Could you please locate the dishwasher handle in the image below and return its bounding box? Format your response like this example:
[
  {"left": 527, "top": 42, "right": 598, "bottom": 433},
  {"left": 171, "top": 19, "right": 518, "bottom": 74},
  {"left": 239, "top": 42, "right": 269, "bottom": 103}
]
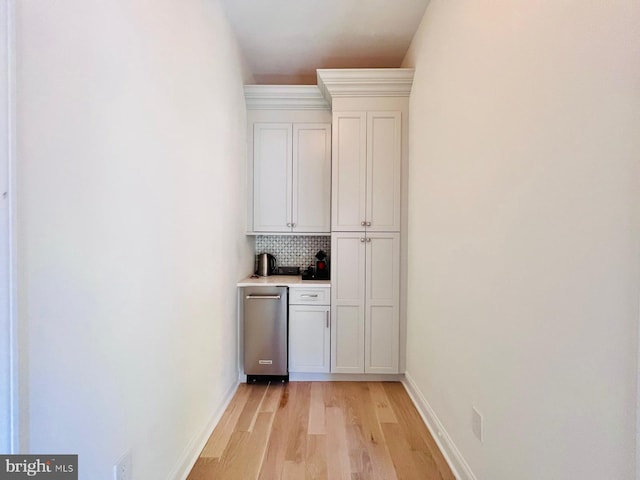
[{"left": 245, "top": 294, "right": 282, "bottom": 300}]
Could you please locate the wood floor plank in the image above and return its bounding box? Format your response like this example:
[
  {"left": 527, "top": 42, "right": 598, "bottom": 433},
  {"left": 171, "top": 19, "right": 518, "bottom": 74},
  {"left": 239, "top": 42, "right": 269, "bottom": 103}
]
[
  {"left": 211, "top": 429, "right": 251, "bottom": 479},
  {"left": 185, "top": 457, "right": 220, "bottom": 480},
  {"left": 200, "top": 384, "right": 251, "bottom": 458},
  {"left": 305, "top": 434, "right": 328, "bottom": 480},
  {"left": 381, "top": 422, "right": 424, "bottom": 480},
  {"left": 236, "top": 383, "right": 269, "bottom": 432},
  {"left": 412, "top": 449, "right": 445, "bottom": 480},
  {"left": 284, "top": 381, "right": 311, "bottom": 463},
  {"left": 344, "top": 382, "right": 397, "bottom": 480},
  {"left": 383, "top": 383, "right": 456, "bottom": 480},
  {"left": 326, "top": 405, "right": 352, "bottom": 480},
  {"left": 369, "top": 381, "right": 399, "bottom": 423},
  {"left": 261, "top": 381, "right": 285, "bottom": 413},
  {"left": 217, "top": 411, "right": 274, "bottom": 479},
  {"left": 307, "top": 381, "right": 326, "bottom": 435},
  {"left": 359, "top": 383, "right": 399, "bottom": 480},
  {"left": 322, "top": 380, "right": 341, "bottom": 408},
  {"left": 342, "top": 383, "right": 374, "bottom": 478},
  {"left": 282, "top": 460, "right": 306, "bottom": 480},
  {"left": 347, "top": 423, "right": 375, "bottom": 478},
  {"left": 383, "top": 382, "right": 428, "bottom": 448},
  {"left": 258, "top": 382, "right": 294, "bottom": 480},
  {"left": 341, "top": 381, "right": 364, "bottom": 426}
]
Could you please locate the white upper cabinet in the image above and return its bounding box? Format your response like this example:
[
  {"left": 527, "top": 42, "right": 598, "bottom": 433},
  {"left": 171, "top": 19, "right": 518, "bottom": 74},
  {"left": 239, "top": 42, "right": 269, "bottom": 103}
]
[
  {"left": 332, "top": 113, "right": 367, "bottom": 232},
  {"left": 332, "top": 111, "right": 401, "bottom": 232},
  {"left": 244, "top": 85, "right": 332, "bottom": 235},
  {"left": 253, "top": 123, "right": 292, "bottom": 233},
  {"left": 253, "top": 122, "right": 331, "bottom": 234},
  {"left": 292, "top": 124, "right": 332, "bottom": 233},
  {"left": 367, "top": 112, "right": 402, "bottom": 232}
]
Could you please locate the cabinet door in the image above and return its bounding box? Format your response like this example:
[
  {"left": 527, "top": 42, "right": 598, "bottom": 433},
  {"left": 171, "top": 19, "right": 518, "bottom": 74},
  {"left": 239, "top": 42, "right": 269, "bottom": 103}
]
[
  {"left": 253, "top": 123, "right": 292, "bottom": 232},
  {"left": 366, "top": 112, "right": 401, "bottom": 232},
  {"left": 331, "top": 232, "right": 366, "bottom": 373},
  {"left": 292, "top": 124, "right": 331, "bottom": 233},
  {"left": 331, "top": 112, "right": 366, "bottom": 232},
  {"left": 365, "top": 233, "right": 400, "bottom": 373},
  {"left": 289, "top": 305, "right": 330, "bottom": 373}
]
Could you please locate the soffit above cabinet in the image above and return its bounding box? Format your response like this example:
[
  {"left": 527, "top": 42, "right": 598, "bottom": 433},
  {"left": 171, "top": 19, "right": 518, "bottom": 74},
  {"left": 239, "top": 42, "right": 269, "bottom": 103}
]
[
  {"left": 316, "top": 68, "right": 415, "bottom": 106},
  {"left": 244, "top": 85, "right": 330, "bottom": 110}
]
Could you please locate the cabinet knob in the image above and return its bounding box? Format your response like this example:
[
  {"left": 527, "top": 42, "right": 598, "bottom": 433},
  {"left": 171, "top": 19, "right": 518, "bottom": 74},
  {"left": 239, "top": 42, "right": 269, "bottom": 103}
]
[
  {"left": 360, "top": 238, "right": 366, "bottom": 243},
  {"left": 366, "top": 237, "right": 371, "bottom": 243},
  {"left": 366, "top": 221, "right": 372, "bottom": 227},
  {"left": 361, "top": 221, "right": 366, "bottom": 226}
]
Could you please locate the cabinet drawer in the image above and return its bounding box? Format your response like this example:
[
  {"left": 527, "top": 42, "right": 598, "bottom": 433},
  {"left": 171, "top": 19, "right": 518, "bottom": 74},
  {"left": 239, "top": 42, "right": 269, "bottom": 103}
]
[{"left": 289, "top": 287, "right": 330, "bottom": 305}]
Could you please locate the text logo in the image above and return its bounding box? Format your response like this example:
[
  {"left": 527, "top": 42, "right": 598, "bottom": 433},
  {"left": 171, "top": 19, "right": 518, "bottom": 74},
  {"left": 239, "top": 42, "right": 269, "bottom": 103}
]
[{"left": 0, "top": 455, "right": 77, "bottom": 479}]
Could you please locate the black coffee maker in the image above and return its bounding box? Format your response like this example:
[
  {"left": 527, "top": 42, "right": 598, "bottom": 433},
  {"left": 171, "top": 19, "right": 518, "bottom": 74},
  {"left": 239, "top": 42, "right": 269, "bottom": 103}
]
[
  {"left": 314, "top": 250, "right": 329, "bottom": 279},
  {"left": 302, "top": 250, "right": 330, "bottom": 280}
]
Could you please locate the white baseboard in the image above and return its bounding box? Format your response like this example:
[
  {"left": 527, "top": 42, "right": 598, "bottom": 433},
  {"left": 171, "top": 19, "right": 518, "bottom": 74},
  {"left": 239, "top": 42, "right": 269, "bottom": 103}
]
[
  {"left": 169, "top": 380, "right": 240, "bottom": 480},
  {"left": 289, "top": 372, "right": 404, "bottom": 382},
  {"left": 238, "top": 372, "right": 404, "bottom": 382},
  {"left": 402, "top": 372, "right": 476, "bottom": 480}
]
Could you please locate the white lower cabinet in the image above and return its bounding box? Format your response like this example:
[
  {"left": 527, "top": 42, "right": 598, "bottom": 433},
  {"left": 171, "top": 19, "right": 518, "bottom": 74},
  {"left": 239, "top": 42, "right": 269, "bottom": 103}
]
[
  {"left": 331, "top": 232, "right": 400, "bottom": 374},
  {"left": 289, "top": 287, "right": 331, "bottom": 373}
]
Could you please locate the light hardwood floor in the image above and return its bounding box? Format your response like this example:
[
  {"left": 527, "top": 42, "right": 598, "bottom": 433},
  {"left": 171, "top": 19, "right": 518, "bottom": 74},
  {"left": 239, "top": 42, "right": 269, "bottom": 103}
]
[{"left": 187, "top": 381, "right": 455, "bottom": 480}]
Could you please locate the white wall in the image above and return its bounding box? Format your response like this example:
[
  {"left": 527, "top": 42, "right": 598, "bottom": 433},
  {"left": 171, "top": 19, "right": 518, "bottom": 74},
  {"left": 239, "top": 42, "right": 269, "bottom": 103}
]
[
  {"left": 0, "top": 0, "right": 13, "bottom": 455},
  {"left": 403, "top": 2, "right": 640, "bottom": 479},
  {"left": 15, "top": 0, "right": 254, "bottom": 478}
]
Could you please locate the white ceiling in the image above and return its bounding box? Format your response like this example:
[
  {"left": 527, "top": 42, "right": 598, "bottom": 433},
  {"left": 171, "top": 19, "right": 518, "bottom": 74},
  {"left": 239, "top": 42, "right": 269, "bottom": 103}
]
[{"left": 219, "top": 0, "right": 430, "bottom": 85}]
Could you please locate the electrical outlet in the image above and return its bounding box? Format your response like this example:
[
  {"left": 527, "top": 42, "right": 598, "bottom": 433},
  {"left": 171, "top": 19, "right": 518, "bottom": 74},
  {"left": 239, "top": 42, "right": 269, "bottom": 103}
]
[
  {"left": 472, "top": 407, "right": 483, "bottom": 442},
  {"left": 114, "top": 451, "right": 132, "bottom": 480}
]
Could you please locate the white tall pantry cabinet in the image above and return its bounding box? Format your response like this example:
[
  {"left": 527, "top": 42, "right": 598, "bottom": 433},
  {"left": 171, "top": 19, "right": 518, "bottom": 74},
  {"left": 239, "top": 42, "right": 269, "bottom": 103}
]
[{"left": 317, "top": 69, "right": 413, "bottom": 375}]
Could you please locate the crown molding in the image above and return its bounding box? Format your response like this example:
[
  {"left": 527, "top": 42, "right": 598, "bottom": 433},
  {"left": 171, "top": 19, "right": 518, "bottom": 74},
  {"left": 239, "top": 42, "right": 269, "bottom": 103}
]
[
  {"left": 316, "top": 68, "right": 415, "bottom": 105},
  {"left": 243, "top": 85, "right": 330, "bottom": 110}
]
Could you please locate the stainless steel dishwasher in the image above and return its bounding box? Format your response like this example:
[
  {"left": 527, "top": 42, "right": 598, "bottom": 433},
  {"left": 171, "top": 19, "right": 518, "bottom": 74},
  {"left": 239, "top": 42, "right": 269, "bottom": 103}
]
[{"left": 242, "top": 286, "right": 288, "bottom": 382}]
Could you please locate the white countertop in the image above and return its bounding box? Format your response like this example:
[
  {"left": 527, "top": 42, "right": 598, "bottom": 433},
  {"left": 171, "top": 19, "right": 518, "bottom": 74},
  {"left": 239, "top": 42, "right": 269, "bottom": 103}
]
[{"left": 237, "top": 275, "right": 331, "bottom": 287}]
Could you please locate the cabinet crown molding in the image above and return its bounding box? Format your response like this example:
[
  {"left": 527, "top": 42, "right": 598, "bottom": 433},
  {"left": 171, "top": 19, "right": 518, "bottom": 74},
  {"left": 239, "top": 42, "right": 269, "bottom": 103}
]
[
  {"left": 316, "top": 68, "right": 415, "bottom": 105},
  {"left": 244, "top": 85, "right": 330, "bottom": 110}
]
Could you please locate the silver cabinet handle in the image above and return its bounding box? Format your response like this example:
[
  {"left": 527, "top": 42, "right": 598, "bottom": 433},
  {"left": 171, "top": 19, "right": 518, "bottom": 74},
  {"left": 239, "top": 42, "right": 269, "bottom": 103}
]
[
  {"left": 326, "top": 311, "right": 329, "bottom": 328},
  {"left": 245, "top": 295, "right": 281, "bottom": 300},
  {"left": 367, "top": 238, "right": 371, "bottom": 243},
  {"left": 286, "top": 222, "right": 291, "bottom": 227},
  {"left": 366, "top": 221, "right": 371, "bottom": 226},
  {"left": 292, "top": 222, "right": 296, "bottom": 227},
  {"left": 360, "top": 238, "right": 365, "bottom": 242},
  {"left": 361, "top": 221, "right": 366, "bottom": 226},
  {"left": 300, "top": 294, "right": 318, "bottom": 298}
]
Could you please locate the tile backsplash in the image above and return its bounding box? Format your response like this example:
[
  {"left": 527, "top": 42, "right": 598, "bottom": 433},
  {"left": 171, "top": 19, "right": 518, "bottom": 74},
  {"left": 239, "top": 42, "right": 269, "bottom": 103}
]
[{"left": 255, "top": 235, "right": 331, "bottom": 270}]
